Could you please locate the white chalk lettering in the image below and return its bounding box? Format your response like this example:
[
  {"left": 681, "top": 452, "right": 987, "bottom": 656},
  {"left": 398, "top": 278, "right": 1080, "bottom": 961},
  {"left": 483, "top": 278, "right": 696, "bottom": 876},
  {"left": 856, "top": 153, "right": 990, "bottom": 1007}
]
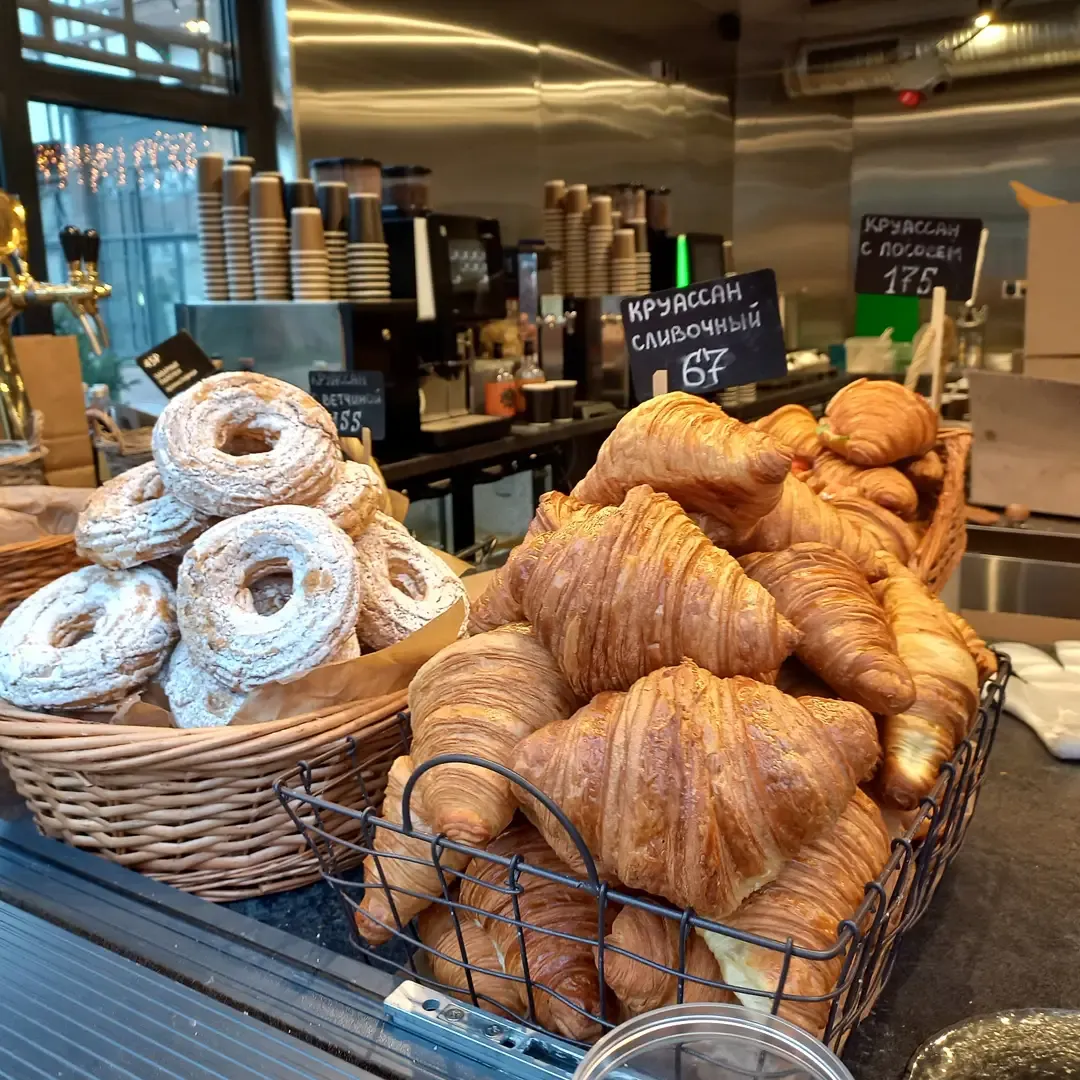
[
  {"left": 672, "top": 292, "right": 688, "bottom": 315},
  {"left": 626, "top": 300, "right": 643, "bottom": 323}
]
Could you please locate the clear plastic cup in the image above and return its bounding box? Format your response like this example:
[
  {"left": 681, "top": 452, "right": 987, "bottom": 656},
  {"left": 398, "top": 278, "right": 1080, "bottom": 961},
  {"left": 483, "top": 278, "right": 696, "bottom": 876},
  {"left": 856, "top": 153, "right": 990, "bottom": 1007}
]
[{"left": 573, "top": 1004, "right": 853, "bottom": 1080}]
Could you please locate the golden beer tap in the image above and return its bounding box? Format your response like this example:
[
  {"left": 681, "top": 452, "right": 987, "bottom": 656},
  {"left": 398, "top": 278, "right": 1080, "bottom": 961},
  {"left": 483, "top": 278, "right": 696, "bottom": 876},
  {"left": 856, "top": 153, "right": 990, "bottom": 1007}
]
[{"left": 0, "top": 190, "right": 112, "bottom": 443}]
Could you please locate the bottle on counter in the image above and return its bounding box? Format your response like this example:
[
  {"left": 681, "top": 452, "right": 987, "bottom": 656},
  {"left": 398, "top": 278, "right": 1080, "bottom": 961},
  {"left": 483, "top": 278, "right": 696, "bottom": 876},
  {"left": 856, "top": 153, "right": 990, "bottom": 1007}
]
[
  {"left": 516, "top": 339, "right": 544, "bottom": 413},
  {"left": 485, "top": 351, "right": 519, "bottom": 418}
]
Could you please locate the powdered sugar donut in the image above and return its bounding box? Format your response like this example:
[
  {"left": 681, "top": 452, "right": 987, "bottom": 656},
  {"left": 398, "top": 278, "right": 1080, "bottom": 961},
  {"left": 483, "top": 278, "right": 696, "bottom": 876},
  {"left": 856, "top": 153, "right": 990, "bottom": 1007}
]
[
  {"left": 310, "top": 461, "right": 385, "bottom": 538},
  {"left": 354, "top": 512, "right": 469, "bottom": 650},
  {"left": 152, "top": 371, "right": 340, "bottom": 516},
  {"left": 75, "top": 461, "right": 215, "bottom": 570},
  {"left": 0, "top": 565, "right": 177, "bottom": 709},
  {"left": 177, "top": 505, "right": 360, "bottom": 691}
]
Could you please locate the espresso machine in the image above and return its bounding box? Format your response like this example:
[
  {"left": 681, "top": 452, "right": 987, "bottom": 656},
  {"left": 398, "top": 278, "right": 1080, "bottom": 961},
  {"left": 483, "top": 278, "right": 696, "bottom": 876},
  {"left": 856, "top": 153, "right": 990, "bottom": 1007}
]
[{"left": 384, "top": 211, "right": 512, "bottom": 449}]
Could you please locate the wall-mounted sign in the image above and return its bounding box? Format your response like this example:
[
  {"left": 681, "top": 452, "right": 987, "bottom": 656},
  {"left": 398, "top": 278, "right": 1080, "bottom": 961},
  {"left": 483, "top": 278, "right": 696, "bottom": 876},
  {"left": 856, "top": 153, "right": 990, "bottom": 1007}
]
[{"left": 308, "top": 369, "right": 386, "bottom": 440}]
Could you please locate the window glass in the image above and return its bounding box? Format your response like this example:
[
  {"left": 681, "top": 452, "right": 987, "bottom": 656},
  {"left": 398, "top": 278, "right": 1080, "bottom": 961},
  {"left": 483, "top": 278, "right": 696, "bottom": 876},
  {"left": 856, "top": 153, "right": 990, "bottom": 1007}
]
[
  {"left": 18, "top": 0, "right": 234, "bottom": 93},
  {"left": 28, "top": 102, "right": 237, "bottom": 408}
]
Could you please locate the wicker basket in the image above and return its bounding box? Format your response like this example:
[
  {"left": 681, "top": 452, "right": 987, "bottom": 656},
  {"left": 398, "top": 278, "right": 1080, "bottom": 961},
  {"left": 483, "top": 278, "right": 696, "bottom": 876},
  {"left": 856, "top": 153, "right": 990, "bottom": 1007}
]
[
  {"left": 88, "top": 408, "right": 154, "bottom": 477},
  {"left": 0, "top": 533, "right": 89, "bottom": 625},
  {"left": 0, "top": 689, "right": 409, "bottom": 901},
  {"left": 0, "top": 409, "right": 48, "bottom": 486},
  {"left": 910, "top": 427, "right": 971, "bottom": 595}
]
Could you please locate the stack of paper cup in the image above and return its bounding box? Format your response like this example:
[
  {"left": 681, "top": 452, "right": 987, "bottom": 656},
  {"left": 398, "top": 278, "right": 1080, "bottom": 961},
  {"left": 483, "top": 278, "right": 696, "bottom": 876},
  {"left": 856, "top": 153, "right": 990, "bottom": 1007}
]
[
  {"left": 196, "top": 154, "right": 228, "bottom": 300},
  {"left": 290, "top": 207, "right": 330, "bottom": 301},
  {"left": 222, "top": 163, "right": 254, "bottom": 301},
  {"left": 250, "top": 173, "right": 289, "bottom": 300},
  {"left": 564, "top": 184, "right": 588, "bottom": 297},
  {"left": 543, "top": 180, "right": 566, "bottom": 296},
  {"left": 587, "top": 195, "right": 613, "bottom": 297},
  {"left": 347, "top": 193, "right": 390, "bottom": 302},
  {"left": 635, "top": 251, "right": 652, "bottom": 295},
  {"left": 610, "top": 228, "right": 637, "bottom": 296},
  {"left": 318, "top": 181, "right": 350, "bottom": 301}
]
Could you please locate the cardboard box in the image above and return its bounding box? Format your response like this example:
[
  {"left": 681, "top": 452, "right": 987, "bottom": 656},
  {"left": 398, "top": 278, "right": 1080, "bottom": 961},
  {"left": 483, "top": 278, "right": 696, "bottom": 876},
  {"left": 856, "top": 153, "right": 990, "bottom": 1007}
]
[
  {"left": 1024, "top": 356, "right": 1080, "bottom": 384},
  {"left": 11, "top": 334, "right": 94, "bottom": 480},
  {"left": 969, "top": 369, "right": 1080, "bottom": 516},
  {"left": 1025, "top": 203, "right": 1080, "bottom": 359}
]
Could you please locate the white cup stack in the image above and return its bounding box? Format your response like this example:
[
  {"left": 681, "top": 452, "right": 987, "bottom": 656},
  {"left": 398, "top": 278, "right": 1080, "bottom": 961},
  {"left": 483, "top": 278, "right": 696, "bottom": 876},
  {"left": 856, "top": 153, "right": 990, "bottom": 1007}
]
[
  {"left": 347, "top": 193, "right": 390, "bottom": 303},
  {"left": 250, "top": 173, "right": 289, "bottom": 301},
  {"left": 222, "top": 163, "right": 254, "bottom": 301},
  {"left": 196, "top": 154, "right": 228, "bottom": 301},
  {"left": 290, "top": 207, "right": 330, "bottom": 301}
]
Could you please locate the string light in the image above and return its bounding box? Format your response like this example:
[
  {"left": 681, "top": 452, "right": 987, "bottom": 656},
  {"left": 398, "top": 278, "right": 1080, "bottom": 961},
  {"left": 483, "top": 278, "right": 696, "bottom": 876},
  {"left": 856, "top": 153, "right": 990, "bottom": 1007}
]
[{"left": 34, "top": 127, "right": 208, "bottom": 193}]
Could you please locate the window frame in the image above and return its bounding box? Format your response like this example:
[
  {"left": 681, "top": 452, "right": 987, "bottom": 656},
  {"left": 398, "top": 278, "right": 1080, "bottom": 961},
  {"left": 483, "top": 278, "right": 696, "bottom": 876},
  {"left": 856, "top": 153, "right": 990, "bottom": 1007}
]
[{"left": 0, "top": 0, "right": 276, "bottom": 328}]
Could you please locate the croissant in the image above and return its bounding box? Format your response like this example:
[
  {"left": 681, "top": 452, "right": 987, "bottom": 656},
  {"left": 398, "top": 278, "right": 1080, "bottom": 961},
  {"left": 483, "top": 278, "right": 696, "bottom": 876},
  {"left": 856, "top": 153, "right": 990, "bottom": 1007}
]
[
  {"left": 409, "top": 625, "right": 578, "bottom": 845},
  {"left": 753, "top": 404, "right": 821, "bottom": 463},
  {"left": 818, "top": 378, "right": 938, "bottom": 466},
  {"left": 873, "top": 559, "right": 979, "bottom": 809},
  {"left": 709, "top": 475, "right": 886, "bottom": 579},
  {"left": 354, "top": 755, "right": 469, "bottom": 944},
  {"left": 571, "top": 392, "right": 792, "bottom": 539},
  {"left": 775, "top": 658, "right": 836, "bottom": 700},
  {"left": 505, "top": 485, "right": 800, "bottom": 698},
  {"left": 510, "top": 661, "right": 880, "bottom": 919},
  {"left": 819, "top": 491, "right": 919, "bottom": 563},
  {"left": 807, "top": 450, "right": 918, "bottom": 520},
  {"left": 904, "top": 449, "right": 945, "bottom": 495},
  {"left": 947, "top": 611, "right": 998, "bottom": 684},
  {"left": 702, "top": 790, "right": 891, "bottom": 1037},
  {"left": 602, "top": 907, "right": 734, "bottom": 1017},
  {"left": 459, "top": 824, "right": 615, "bottom": 1042},
  {"left": 417, "top": 906, "right": 524, "bottom": 1018},
  {"left": 739, "top": 544, "right": 915, "bottom": 714},
  {"left": 469, "top": 493, "right": 597, "bottom": 633}
]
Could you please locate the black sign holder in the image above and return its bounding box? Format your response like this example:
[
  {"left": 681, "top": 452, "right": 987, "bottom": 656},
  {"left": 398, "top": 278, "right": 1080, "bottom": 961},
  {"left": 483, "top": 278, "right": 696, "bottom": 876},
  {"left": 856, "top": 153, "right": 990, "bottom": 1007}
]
[
  {"left": 135, "top": 330, "right": 217, "bottom": 398},
  {"left": 308, "top": 369, "right": 387, "bottom": 441}
]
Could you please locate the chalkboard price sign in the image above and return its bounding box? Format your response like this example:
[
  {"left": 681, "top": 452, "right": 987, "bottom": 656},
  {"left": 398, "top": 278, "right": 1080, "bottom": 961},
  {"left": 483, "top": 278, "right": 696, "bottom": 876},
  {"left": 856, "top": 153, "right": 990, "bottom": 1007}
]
[
  {"left": 308, "top": 370, "right": 386, "bottom": 441},
  {"left": 135, "top": 330, "right": 217, "bottom": 398},
  {"left": 621, "top": 269, "right": 787, "bottom": 401},
  {"left": 855, "top": 214, "right": 983, "bottom": 302}
]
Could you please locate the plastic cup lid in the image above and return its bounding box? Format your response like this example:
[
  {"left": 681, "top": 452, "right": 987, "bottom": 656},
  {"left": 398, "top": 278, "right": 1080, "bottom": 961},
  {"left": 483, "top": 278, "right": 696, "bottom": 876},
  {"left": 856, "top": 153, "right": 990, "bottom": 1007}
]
[{"left": 572, "top": 1005, "right": 853, "bottom": 1080}]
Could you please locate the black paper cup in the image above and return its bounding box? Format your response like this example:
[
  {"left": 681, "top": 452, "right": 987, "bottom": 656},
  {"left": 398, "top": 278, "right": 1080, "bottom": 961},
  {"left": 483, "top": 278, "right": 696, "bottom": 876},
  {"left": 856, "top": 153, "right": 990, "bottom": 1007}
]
[
  {"left": 317, "top": 182, "right": 349, "bottom": 233},
  {"left": 550, "top": 379, "right": 577, "bottom": 421},
  {"left": 285, "top": 179, "right": 318, "bottom": 214},
  {"left": 349, "top": 193, "right": 385, "bottom": 244},
  {"left": 521, "top": 383, "right": 555, "bottom": 425}
]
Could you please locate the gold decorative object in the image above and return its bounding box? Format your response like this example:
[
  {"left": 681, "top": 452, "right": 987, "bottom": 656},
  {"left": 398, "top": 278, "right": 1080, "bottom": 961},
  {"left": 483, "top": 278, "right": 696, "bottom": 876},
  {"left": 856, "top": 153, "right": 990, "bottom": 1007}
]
[{"left": 0, "top": 189, "right": 112, "bottom": 443}]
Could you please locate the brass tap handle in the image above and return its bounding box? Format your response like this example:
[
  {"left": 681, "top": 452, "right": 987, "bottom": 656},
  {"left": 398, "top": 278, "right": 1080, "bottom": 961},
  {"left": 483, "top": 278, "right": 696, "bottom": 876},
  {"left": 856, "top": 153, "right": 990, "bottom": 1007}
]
[
  {"left": 59, "top": 225, "right": 84, "bottom": 280},
  {"left": 83, "top": 229, "right": 101, "bottom": 280}
]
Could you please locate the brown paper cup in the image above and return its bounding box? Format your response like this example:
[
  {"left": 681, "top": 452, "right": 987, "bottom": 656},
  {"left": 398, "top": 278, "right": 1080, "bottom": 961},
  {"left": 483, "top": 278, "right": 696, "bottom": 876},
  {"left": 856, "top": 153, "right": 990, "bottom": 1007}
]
[
  {"left": 251, "top": 174, "right": 286, "bottom": 221},
  {"left": 222, "top": 164, "right": 252, "bottom": 208},
  {"left": 291, "top": 207, "right": 326, "bottom": 252},
  {"left": 197, "top": 153, "right": 225, "bottom": 195}
]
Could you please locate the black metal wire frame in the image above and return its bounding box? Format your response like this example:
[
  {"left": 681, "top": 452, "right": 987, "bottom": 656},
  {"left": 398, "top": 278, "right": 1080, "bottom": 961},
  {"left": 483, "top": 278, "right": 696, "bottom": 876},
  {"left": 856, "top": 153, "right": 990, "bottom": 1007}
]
[{"left": 276, "top": 656, "right": 1010, "bottom": 1052}]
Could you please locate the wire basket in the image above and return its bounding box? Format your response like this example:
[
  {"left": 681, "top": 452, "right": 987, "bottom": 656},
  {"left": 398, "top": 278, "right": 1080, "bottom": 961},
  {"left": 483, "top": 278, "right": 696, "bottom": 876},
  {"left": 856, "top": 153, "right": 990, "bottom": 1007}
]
[{"left": 277, "top": 657, "right": 1009, "bottom": 1054}]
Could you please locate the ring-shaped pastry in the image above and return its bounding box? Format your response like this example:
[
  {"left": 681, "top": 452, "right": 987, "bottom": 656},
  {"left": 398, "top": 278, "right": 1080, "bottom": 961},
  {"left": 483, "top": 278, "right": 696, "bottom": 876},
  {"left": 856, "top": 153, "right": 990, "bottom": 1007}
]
[
  {"left": 310, "top": 461, "right": 385, "bottom": 538},
  {"left": 75, "top": 461, "right": 215, "bottom": 569},
  {"left": 0, "top": 565, "right": 177, "bottom": 710},
  {"left": 354, "top": 512, "right": 469, "bottom": 650},
  {"left": 152, "top": 371, "right": 340, "bottom": 516},
  {"left": 176, "top": 505, "right": 360, "bottom": 691}
]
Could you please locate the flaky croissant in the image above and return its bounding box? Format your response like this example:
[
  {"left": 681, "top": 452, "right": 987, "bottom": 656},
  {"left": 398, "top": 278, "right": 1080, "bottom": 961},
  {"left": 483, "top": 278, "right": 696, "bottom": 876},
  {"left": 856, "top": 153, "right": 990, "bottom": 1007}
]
[
  {"left": 904, "top": 449, "right": 945, "bottom": 495},
  {"left": 707, "top": 475, "right": 886, "bottom": 579},
  {"left": 505, "top": 485, "right": 800, "bottom": 698},
  {"left": 417, "top": 906, "right": 525, "bottom": 1018},
  {"left": 739, "top": 544, "right": 915, "bottom": 714},
  {"left": 873, "top": 558, "right": 979, "bottom": 809},
  {"left": 819, "top": 491, "right": 919, "bottom": 563},
  {"left": 468, "top": 493, "right": 597, "bottom": 634},
  {"left": 511, "top": 661, "right": 880, "bottom": 919},
  {"left": 459, "top": 824, "right": 615, "bottom": 1042},
  {"left": 409, "top": 625, "right": 578, "bottom": 845},
  {"left": 753, "top": 404, "right": 821, "bottom": 463},
  {"left": 354, "top": 755, "right": 469, "bottom": 944},
  {"left": 602, "top": 907, "right": 734, "bottom": 1017},
  {"left": 806, "top": 450, "right": 918, "bottom": 520},
  {"left": 571, "top": 392, "right": 792, "bottom": 539},
  {"left": 702, "top": 790, "right": 891, "bottom": 1037},
  {"left": 947, "top": 611, "right": 998, "bottom": 684},
  {"left": 818, "top": 378, "right": 938, "bottom": 466}
]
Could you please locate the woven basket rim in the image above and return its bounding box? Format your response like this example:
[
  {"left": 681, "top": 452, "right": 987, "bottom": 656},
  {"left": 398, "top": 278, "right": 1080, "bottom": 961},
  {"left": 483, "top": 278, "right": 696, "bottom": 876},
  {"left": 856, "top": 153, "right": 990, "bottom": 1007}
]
[{"left": 0, "top": 531, "right": 76, "bottom": 557}]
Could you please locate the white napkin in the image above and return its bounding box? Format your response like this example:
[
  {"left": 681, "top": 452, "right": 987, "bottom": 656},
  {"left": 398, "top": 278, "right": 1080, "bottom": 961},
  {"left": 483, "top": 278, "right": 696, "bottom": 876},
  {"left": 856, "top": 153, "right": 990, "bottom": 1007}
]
[{"left": 997, "top": 641, "right": 1080, "bottom": 759}]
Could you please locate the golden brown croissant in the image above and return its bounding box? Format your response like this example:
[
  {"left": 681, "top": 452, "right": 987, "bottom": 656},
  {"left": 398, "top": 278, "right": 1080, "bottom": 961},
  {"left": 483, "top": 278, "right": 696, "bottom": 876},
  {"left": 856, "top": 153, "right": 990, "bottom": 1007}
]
[
  {"left": 709, "top": 475, "right": 887, "bottom": 579},
  {"left": 468, "top": 493, "right": 598, "bottom": 634},
  {"left": 819, "top": 491, "right": 919, "bottom": 563},
  {"left": 807, "top": 450, "right": 918, "bottom": 520},
  {"left": 873, "top": 559, "right": 979, "bottom": 809},
  {"left": 753, "top": 404, "right": 821, "bottom": 463},
  {"left": 355, "top": 755, "right": 470, "bottom": 944},
  {"left": 409, "top": 625, "right": 578, "bottom": 845},
  {"left": 702, "top": 789, "right": 891, "bottom": 1037},
  {"left": 417, "top": 906, "right": 525, "bottom": 1018},
  {"left": 739, "top": 544, "right": 915, "bottom": 714},
  {"left": 510, "top": 661, "right": 880, "bottom": 919},
  {"left": 459, "top": 824, "right": 615, "bottom": 1042},
  {"left": 818, "top": 378, "right": 938, "bottom": 466},
  {"left": 601, "top": 907, "right": 734, "bottom": 1017},
  {"left": 504, "top": 485, "right": 800, "bottom": 698},
  {"left": 947, "top": 611, "right": 997, "bottom": 684},
  {"left": 571, "top": 392, "right": 792, "bottom": 539},
  {"left": 904, "top": 449, "right": 945, "bottom": 495}
]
